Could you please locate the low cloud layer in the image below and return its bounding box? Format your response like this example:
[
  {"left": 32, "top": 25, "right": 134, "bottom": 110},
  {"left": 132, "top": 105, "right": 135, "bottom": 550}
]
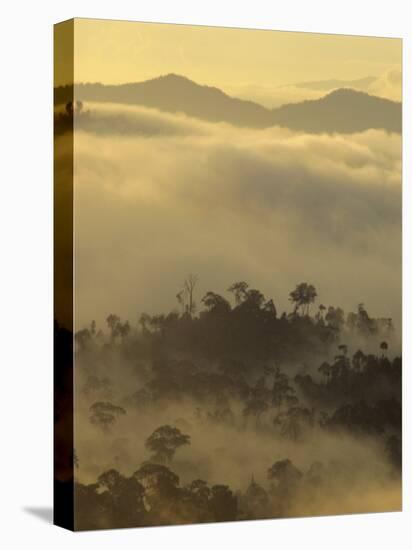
[{"left": 67, "top": 103, "right": 401, "bottom": 331}]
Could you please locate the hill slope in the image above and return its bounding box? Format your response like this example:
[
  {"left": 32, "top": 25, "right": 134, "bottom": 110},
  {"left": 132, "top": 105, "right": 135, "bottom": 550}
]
[{"left": 271, "top": 88, "right": 401, "bottom": 133}]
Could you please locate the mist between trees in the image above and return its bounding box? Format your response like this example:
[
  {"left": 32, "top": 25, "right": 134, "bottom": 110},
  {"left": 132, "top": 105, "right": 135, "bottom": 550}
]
[{"left": 60, "top": 278, "right": 402, "bottom": 529}]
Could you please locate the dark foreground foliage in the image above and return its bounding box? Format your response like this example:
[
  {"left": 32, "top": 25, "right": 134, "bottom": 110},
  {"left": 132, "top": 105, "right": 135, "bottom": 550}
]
[{"left": 72, "top": 279, "right": 401, "bottom": 529}]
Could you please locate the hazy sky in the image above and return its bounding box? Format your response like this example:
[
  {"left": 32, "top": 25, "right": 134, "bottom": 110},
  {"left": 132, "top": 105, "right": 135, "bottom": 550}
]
[{"left": 66, "top": 18, "right": 401, "bottom": 91}]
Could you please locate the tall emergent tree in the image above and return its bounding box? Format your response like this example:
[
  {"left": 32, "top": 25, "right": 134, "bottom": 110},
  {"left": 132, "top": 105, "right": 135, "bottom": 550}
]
[
  {"left": 177, "top": 274, "right": 198, "bottom": 316},
  {"left": 146, "top": 425, "right": 191, "bottom": 463},
  {"left": 289, "top": 283, "right": 318, "bottom": 316}
]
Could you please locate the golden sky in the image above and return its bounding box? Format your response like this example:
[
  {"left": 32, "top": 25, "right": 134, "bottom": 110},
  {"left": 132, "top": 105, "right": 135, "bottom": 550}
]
[{"left": 63, "top": 18, "right": 402, "bottom": 90}]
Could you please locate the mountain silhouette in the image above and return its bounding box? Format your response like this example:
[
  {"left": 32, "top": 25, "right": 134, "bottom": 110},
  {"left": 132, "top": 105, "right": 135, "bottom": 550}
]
[
  {"left": 271, "top": 88, "right": 401, "bottom": 133},
  {"left": 55, "top": 74, "right": 401, "bottom": 134}
]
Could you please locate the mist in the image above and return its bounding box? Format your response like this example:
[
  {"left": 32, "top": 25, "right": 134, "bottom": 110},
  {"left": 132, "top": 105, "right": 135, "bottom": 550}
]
[
  {"left": 55, "top": 98, "right": 403, "bottom": 529},
  {"left": 64, "top": 102, "right": 402, "bottom": 331},
  {"left": 73, "top": 337, "right": 401, "bottom": 526}
]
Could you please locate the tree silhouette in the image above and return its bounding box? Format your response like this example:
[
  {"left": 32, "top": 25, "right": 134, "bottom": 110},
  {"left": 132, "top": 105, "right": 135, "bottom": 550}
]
[
  {"left": 134, "top": 462, "right": 180, "bottom": 492},
  {"left": 146, "top": 425, "right": 191, "bottom": 463},
  {"left": 289, "top": 283, "right": 317, "bottom": 316},
  {"left": 209, "top": 484, "right": 237, "bottom": 522},
  {"left": 325, "top": 306, "right": 345, "bottom": 332},
  {"left": 352, "top": 350, "right": 366, "bottom": 373},
  {"left": 75, "top": 328, "right": 91, "bottom": 350},
  {"left": 201, "top": 291, "right": 231, "bottom": 315},
  {"left": 268, "top": 458, "right": 302, "bottom": 497},
  {"left": 316, "top": 304, "right": 327, "bottom": 322},
  {"left": 106, "top": 314, "right": 130, "bottom": 342},
  {"left": 187, "top": 479, "right": 211, "bottom": 508},
  {"left": 243, "top": 376, "right": 270, "bottom": 428},
  {"left": 227, "top": 281, "right": 249, "bottom": 305},
  {"left": 89, "top": 401, "right": 126, "bottom": 432},
  {"left": 318, "top": 361, "right": 332, "bottom": 384},
  {"left": 97, "top": 469, "right": 146, "bottom": 527},
  {"left": 380, "top": 341, "right": 389, "bottom": 357},
  {"left": 106, "top": 314, "right": 120, "bottom": 340},
  {"left": 274, "top": 406, "right": 314, "bottom": 441},
  {"left": 133, "top": 462, "right": 181, "bottom": 519},
  {"left": 241, "top": 476, "right": 269, "bottom": 519},
  {"left": 272, "top": 367, "right": 298, "bottom": 412},
  {"left": 179, "top": 274, "right": 198, "bottom": 316},
  {"left": 71, "top": 276, "right": 401, "bottom": 527}
]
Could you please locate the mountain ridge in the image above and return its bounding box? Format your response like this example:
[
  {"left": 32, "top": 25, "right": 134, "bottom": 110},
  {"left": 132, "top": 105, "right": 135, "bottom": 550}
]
[{"left": 54, "top": 74, "right": 402, "bottom": 134}]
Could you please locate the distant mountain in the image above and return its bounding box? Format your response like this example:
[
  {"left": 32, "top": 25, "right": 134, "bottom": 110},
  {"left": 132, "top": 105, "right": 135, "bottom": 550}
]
[
  {"left": 271, "top": 88, "right": 401, "bottom": 134},
  {"left": 55, "top": 74, "right": 269, "bottom": 128},
  {"left": 55, "top": 74, "right": 401, "bottom": 134}
]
